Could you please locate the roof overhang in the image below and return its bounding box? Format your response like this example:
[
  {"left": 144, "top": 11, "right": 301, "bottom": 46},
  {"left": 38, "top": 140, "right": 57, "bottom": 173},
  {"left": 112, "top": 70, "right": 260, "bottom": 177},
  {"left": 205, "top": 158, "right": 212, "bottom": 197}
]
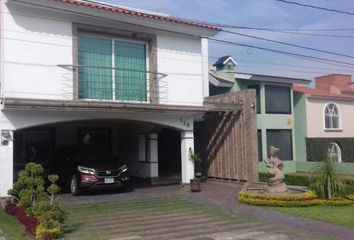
[
  {"left": 2, "top": 98, "right": 242, "bottom": 114},
  {"left": 307, "top": 95, "right": 354, "bottom": 102},
  {"left": 235, "top": 73, "right": 311, "bottom": 85},
  {"left": 209, "top": 73, "right": 234, "bottom": 88},
  {"left": 8, "top": 0, "right": 221, "bottom": 37}
]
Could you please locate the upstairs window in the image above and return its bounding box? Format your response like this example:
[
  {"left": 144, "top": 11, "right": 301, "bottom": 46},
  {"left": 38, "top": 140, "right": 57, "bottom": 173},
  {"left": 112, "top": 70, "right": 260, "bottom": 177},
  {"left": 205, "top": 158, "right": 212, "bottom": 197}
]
[
  {"left": 328, "top": 142, "right": 342, "bottom": 163},
  {"left": 265, "top": 85, "right": 291, "bottom": 114},
  {"left": 78, "top": 34, "right": 147, "bottom": 102},
  {"left": 324, "top": 103, "right": 340, "bottom": 130}
]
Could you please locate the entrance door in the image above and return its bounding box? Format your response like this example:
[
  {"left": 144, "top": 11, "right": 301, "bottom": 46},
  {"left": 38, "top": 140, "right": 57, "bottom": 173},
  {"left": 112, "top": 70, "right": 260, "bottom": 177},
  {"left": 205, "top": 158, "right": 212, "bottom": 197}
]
[{"left": 158, "top": 129, "right": 181, "bottom": 178}]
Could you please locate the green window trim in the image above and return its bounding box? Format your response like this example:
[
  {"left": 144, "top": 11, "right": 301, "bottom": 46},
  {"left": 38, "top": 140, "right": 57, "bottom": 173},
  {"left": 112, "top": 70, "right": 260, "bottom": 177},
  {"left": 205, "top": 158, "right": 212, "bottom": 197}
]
[{"left": 78, "top": 34, "right": 147, "bottom": 102}]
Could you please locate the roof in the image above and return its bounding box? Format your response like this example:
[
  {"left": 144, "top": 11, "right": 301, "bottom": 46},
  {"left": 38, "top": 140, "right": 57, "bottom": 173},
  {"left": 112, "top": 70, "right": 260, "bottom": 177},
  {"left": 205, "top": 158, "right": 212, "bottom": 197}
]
[
  {"left": 293, "top": 85, "right": 354, "bottom": 101},
  {"left": 213, "top": 56, "right": 237, "bottom": 67},
  {"left": 235, "top": 72, "right": 311, "bottom": 85},
  {"left": 59, "top": 0, "right": 221, "bottom": 30}
]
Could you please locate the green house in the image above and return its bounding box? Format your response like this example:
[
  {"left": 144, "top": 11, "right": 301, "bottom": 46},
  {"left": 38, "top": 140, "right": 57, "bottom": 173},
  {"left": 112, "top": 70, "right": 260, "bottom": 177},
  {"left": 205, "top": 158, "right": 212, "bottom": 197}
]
[{"left": 209, "top": 56, "right": 311, "bottom": 173}]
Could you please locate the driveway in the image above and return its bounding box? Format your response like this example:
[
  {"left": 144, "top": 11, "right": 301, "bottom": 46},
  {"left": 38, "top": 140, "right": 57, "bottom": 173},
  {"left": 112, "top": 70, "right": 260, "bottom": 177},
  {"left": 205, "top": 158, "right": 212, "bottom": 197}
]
[{"left": 61, "top": 181, "right": 354, "bottom": 240}]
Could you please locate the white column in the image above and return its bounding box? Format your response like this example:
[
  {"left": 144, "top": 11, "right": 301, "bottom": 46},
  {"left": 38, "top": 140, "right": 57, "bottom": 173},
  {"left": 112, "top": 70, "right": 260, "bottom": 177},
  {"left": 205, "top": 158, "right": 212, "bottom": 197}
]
[
  {"left": 0, "top": 129, "right": 14, "bottom": 196},
  {"left": 181, "top": 131, "right": 194, "bottom": 184},
  {"left": 147, "top": 133, "right": 158, "bottom": 178},
  {"left": 201, "top": 38, "right": 209, "bottom": 98}
]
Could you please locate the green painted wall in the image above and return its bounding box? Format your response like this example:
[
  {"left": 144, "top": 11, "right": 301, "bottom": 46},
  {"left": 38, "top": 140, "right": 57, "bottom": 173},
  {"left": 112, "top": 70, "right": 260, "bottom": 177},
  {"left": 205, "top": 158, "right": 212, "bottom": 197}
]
[
  {"left": 230, "top": 80, "right": 296, "bottom": 173},
  {"left": 293, "top": 93, "right": 307, "bottom": 162}
]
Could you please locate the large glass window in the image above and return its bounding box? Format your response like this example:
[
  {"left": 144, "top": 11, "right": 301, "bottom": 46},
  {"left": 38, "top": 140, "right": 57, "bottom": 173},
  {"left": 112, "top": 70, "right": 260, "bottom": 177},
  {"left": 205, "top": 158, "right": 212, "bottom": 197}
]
[
  {"left": 324, "top": 103, "right": 340, "bottom": 130},
  {"left": 265, "top": 85, "right": 291, "bottom": 114},
  {"left": 78, "top": 35, "right": 147, "bottom": 101},
  {"left": 266, "top": 129, "right": 293, "bottom": 160},
  {"left": 248, "top": 85, "right": 261, "bottom": 114}
]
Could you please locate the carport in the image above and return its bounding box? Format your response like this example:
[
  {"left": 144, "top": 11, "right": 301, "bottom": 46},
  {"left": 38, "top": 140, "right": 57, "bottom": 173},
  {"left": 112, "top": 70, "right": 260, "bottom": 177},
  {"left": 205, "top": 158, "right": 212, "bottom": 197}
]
[{"left": 13, "top": 120, "right": 183, "bottom": 185}]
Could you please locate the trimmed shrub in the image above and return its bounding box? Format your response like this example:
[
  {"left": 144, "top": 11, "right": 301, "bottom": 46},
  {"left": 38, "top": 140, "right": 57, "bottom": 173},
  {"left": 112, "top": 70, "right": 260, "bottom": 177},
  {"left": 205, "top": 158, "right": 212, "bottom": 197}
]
[
  {"left": 259, "top": 172, "right": 354, "bottom": 189},
  {"left": 15, "top": 207, "right": 28, "bottom": 225},
  {"left": 25, "top": 217, "right": 39, "bottom": 237},
  {"left": 238, "top": 191, "right": 353, "bottom": 207},
  {"left": 4, "top": 204, "right": 17, "bottom": 215}
]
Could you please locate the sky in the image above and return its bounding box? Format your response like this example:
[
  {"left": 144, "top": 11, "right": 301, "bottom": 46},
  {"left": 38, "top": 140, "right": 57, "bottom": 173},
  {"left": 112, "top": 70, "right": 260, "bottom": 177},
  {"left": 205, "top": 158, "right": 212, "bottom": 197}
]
[{"left": 101, "top": 0, "right": 354, "bottom": 81}]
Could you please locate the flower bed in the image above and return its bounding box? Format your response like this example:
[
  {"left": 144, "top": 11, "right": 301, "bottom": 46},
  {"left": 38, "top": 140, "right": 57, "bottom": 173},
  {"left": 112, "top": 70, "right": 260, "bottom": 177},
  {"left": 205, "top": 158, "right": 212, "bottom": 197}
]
[
  {"left": 239, "top": 191, "right": 353, "bottom": 207},
  {"left": 2, "top": 205, "right": 39, "bottom": 237}
]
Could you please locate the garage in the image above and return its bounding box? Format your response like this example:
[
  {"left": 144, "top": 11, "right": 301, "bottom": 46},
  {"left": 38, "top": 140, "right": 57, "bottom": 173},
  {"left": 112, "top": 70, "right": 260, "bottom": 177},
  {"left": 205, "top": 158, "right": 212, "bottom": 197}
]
[{"left": 12, "top": 119, "right": 184, "bottom": 192}]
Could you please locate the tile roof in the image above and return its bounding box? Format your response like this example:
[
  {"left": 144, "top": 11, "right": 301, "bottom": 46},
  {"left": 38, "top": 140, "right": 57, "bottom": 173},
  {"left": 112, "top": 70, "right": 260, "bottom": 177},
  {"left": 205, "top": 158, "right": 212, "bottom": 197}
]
[
  {"left": 293, "top": 85, "right": 354, "bottom": 100},
  {"left": 58, "top": 0, "right": 221, "bottom": 30}
]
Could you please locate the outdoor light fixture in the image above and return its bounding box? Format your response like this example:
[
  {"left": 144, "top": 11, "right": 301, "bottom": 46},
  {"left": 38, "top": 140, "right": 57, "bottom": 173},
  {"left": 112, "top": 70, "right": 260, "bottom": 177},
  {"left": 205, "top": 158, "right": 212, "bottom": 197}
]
[{"left": 1, "top": 130, "right": 13, "bottom": 147}]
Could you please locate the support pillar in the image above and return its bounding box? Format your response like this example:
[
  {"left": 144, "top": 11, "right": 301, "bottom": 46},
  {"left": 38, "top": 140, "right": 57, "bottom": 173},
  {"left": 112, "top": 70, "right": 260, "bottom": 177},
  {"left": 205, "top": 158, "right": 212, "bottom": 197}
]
[
  {"left": 147, "top": 133, "right": 158, "bottom": 178},
  {"left": 181, "top": 131, "right": 194, "bottom": 184},
  {"left": 0, "top": 129, "right": 14, "bottom": 196}
]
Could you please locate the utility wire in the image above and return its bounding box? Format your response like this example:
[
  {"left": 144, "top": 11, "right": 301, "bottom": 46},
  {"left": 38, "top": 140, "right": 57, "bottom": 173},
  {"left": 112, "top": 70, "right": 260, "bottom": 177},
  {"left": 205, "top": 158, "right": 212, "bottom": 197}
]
[
  {"left": 222, "top": 30, "right": 354, "bottom": 59},
  {"left": 208, "top": 38, "right": 354, "bottom": 67},
  {"left": 220, "top": 25, "right": 354, "bottom": 38},
  {"left": 274, "top": 0, "right": 354, "bottom": 16}
]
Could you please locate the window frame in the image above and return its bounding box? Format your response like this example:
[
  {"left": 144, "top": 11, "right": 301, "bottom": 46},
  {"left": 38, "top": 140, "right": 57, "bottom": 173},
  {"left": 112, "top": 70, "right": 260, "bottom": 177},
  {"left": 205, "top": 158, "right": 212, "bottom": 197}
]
[
  {"left": 248, "top": 85, "right": 261, "bottom": 114},
  {"left": 257, "top": 129, "right": 263, "bottom": 162},
  {"left": 328, "top": 142, "right": 342, "bottom": 163},
  {"left": 323, "top": 102, "right": 342, "bottom": 131},
  {"left": 266, "top": 129, "right": 293, "bottom": 161},
  {"left": 265, "top": 84, "right": 292, "bottom": 114},
  {"left": 77, "top": 33, "right": 150, "bottom": 103}
]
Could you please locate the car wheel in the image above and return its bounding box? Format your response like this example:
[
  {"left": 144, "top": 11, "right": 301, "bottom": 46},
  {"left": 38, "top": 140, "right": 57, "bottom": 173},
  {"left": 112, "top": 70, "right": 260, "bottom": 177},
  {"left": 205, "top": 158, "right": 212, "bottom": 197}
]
[{"left": 70, "top": 175, "right": 81, "bottom": 196}]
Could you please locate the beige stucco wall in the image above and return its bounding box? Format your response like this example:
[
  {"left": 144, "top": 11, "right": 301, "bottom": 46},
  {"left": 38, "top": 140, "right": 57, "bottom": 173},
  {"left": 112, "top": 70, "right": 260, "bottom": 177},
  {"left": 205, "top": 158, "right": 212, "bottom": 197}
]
[{"left": 306, "top": 97, "right": 354, "bottom": 138}]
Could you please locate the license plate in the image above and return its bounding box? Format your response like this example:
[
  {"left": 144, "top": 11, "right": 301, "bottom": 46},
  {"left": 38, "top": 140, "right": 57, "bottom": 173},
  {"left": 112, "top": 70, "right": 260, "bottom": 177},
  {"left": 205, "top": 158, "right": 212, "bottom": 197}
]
[{"left": 104, "top": 178, "right": 114, "bottom": 184}]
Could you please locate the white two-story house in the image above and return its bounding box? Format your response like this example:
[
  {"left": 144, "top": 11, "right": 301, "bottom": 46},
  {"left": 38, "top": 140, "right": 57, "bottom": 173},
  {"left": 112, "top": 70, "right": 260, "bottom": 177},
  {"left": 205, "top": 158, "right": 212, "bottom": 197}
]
[{"left": 0, "top": 0, "right": 222, "bottom": 196}]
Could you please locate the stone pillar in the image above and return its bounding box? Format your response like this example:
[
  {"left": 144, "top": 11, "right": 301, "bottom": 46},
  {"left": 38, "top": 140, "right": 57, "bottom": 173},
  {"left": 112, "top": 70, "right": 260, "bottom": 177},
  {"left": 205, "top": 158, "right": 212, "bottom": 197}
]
[
  {"left": 147, "top": 133, "right": 158, "bottom": 178},
  {"left": 181, "top": 131, "right": 194, "bottom": 184},
  {"left": 0, "top": 129, "right": 14, "bottom": 196}
]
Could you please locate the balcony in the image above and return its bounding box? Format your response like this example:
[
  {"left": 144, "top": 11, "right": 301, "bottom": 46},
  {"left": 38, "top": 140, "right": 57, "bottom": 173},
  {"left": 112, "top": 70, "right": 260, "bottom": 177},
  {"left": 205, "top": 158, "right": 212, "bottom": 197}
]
[{"left": 59, "top": 65, "right": 168, "bottom": 104}]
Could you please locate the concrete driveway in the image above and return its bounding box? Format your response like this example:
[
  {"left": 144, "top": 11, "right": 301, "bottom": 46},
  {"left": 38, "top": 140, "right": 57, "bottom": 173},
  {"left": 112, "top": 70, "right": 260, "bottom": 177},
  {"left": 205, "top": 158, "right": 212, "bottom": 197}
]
[{"left": 60, "top": 181, "right": 354, "bottom": 240}]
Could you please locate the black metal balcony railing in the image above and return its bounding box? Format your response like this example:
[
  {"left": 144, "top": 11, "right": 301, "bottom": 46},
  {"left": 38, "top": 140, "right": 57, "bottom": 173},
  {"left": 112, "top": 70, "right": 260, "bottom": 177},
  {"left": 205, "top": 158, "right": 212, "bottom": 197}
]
[{"left": 58, "top": 65, "right": 168, "bottom": 103}]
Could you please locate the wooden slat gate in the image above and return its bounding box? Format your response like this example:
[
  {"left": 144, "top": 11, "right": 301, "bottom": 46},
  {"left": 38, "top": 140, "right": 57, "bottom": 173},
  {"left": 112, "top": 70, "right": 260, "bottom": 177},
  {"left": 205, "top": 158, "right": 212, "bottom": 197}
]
[{"left": 196, "top": 90, "right": 259, "bottom": 182}]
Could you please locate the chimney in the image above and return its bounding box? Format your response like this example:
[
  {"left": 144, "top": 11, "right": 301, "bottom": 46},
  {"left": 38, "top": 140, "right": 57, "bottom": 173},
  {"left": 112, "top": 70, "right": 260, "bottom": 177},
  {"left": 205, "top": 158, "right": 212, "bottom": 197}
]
[{"left": 315, "top": 74, "right": 352, "bottom": 93}]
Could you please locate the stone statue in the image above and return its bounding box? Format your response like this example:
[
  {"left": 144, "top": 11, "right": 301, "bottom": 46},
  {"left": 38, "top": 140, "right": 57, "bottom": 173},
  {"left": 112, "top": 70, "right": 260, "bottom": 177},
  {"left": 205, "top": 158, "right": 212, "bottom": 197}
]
[{"left": 264, "top": 146, "right": 288, "bottom": 193}]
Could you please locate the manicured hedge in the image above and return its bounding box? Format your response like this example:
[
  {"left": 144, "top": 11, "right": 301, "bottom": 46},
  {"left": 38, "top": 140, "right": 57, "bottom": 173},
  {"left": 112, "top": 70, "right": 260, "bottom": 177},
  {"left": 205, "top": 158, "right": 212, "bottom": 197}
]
[
  {"left": 307, "top": 138, "right": 354, "bottom": 163},
  {"left": 238, "top": 191, "right": 353, "bottom": 207},
  {"left": 259, "top": 172, "right": 354, "bottom": 190},
  {"left": 259, "top": 172, "right": 311, "bottom": 186}
]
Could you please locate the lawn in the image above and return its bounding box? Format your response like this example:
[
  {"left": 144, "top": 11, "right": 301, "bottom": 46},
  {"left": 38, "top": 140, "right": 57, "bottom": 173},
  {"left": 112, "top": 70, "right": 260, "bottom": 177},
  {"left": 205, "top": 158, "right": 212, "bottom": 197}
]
[
  {"left": 264, "top": 205, "right": 354, "bottom": 229},
  {"left": 0, "top": 209, "right": 26, "bottom": 240}
]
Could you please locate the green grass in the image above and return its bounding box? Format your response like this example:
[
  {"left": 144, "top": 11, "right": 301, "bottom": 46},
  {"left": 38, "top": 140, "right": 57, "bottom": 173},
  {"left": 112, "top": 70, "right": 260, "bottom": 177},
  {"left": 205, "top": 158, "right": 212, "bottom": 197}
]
[
  {"left": 264, "top": 205, "right": 354, "bottom": 229},
  {"left": 0, "top": 209, "right": 26, "bottom": 240}
]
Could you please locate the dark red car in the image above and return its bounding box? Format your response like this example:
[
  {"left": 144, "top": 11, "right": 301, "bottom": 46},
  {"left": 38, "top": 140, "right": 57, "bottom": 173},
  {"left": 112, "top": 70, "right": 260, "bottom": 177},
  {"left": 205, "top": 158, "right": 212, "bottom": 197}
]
[{"left": 54, "top": 146, "right": 129, "bottom": 195}]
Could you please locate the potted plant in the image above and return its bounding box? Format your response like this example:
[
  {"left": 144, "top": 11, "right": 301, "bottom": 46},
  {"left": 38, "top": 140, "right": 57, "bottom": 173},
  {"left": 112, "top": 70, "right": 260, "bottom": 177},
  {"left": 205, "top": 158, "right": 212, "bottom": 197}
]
[{"left": 189, "top": 150, "right": 202, "bottom": 192}]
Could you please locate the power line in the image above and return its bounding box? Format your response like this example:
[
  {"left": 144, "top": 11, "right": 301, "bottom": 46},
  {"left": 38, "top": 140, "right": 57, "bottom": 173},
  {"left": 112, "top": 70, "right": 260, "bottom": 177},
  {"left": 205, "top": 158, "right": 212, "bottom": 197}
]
[
  {"left": 274, "top": 0, "right": 354, "bottom": 16},
  {"left": 220, "top": 25, "right": 354, "bottom": 38},
  {"left": 208, "top": 38, "right": 354, "bottom": 67},
  {"left": 234, "top": 58, "right": 354, "bottom": 73},
  {"left": 222, "top": 30, "right": 354, "bottom": 59}
]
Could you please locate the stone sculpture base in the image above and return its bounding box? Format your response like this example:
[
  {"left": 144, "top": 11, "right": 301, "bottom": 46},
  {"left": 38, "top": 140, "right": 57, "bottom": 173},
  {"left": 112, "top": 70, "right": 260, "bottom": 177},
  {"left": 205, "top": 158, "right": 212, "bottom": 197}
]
[{"left": 264, "top": 182, "right": 288, "bottom": 194}]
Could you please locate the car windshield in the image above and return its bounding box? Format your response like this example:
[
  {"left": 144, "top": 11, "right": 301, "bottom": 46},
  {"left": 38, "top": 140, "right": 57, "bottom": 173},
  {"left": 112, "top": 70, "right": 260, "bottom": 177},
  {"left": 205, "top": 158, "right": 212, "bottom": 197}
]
[{"left": 76, "top": 147, "right": 116, "bottom": 164}]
